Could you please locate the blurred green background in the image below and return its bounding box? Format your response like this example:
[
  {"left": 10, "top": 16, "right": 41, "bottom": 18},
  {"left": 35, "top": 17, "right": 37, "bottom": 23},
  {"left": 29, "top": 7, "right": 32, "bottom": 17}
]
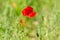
[{"left": 0, "top": 0, "right": 60, "bottom": 40}]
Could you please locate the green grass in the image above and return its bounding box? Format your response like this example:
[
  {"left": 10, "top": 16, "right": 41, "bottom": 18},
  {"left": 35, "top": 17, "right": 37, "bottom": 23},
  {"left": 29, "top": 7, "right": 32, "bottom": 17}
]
[{"left": 0, "top": 0, "right": 60, "bottom": 40}]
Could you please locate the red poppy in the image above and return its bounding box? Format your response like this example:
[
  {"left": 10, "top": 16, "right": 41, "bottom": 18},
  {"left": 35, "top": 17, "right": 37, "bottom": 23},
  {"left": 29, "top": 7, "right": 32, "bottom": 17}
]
[{"left": 22, "top": 6, "right": 36, "bottom": 18}]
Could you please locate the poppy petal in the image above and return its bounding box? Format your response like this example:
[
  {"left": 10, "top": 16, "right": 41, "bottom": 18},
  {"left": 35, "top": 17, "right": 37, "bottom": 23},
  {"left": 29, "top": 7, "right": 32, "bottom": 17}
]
[{"left": 28, "top": 12, "right": 36, "bottom": 18}]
